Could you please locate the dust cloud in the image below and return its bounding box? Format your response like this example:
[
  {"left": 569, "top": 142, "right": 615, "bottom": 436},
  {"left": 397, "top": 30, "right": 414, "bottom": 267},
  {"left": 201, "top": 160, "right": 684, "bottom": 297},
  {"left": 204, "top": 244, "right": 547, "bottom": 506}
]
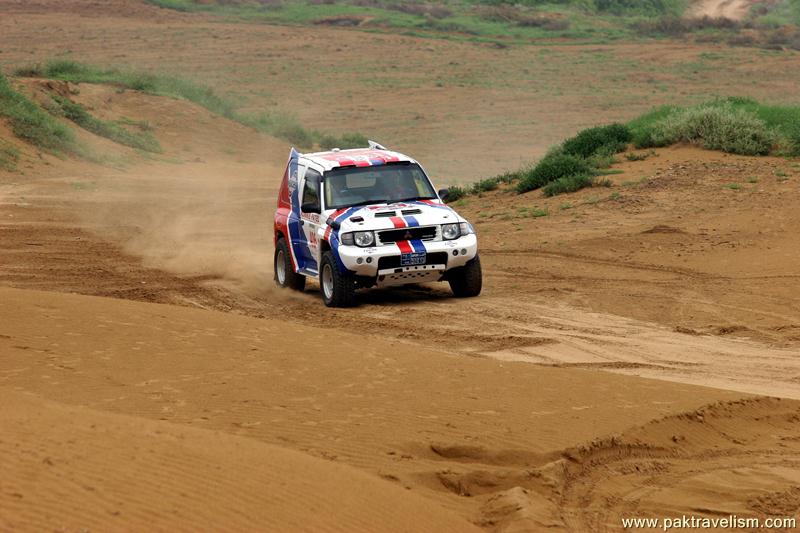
[{"left": 82, "top": 160, "right": 280, "bottom": 295}]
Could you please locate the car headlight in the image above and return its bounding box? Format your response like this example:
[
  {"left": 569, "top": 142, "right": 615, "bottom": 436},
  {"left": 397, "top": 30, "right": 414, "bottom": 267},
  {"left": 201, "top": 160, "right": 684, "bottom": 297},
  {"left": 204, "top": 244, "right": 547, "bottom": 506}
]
[
  {"left": 441, "top": 223, "right": 460, "bottom": 240},
  {"left": 353, "top": 231, "right": 375, "bottom": 247},
  {"left": 459, "top": 222, "right": 472, "bottom": 235}
]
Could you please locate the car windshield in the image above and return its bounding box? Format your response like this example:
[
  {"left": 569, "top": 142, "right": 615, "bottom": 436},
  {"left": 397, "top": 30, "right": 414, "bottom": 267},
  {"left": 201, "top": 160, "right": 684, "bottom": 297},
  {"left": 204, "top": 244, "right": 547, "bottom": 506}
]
[{"left": 324, "top": 163, "right": 437, "bottom": 210}]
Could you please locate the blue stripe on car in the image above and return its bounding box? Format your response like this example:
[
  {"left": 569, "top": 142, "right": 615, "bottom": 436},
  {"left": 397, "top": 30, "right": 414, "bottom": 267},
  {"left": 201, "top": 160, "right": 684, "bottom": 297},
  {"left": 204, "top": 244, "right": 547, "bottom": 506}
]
[
  {"left": 286, "top": 149, "right": 317, "bottom": 273},
  {"left": 329, "top": 206, "right": 363, "bottom": 273}
]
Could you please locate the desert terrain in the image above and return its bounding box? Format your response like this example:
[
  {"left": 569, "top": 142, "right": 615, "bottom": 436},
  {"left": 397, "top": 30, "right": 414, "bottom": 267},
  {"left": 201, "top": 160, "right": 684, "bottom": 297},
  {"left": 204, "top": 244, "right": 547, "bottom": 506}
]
[{"left": 2, "top": 1, "right": 800, "bottom": 531}]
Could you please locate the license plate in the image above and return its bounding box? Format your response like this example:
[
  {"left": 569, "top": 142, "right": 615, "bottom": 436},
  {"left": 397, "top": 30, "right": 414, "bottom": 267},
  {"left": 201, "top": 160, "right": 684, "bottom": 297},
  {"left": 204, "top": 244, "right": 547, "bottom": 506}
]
[{"left": 401, "top": 252, "right": 426, "bottom": 266}]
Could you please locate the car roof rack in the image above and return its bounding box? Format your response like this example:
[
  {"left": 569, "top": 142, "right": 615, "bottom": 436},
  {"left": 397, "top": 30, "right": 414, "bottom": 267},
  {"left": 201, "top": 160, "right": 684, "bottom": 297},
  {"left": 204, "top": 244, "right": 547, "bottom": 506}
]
[{"left": 368, "top": 140, "right": 387, "bottom": 150}]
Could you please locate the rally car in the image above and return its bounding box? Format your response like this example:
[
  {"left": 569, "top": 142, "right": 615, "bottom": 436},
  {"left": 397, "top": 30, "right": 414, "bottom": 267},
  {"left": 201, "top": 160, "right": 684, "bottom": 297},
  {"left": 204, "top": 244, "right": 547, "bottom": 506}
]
[{"left": 273, "top": 141, "right": 481, "bottom": 307}]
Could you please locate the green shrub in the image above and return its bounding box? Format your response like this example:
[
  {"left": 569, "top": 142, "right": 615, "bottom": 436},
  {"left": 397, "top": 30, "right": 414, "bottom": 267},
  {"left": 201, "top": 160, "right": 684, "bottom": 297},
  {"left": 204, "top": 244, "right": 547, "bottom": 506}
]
[
  {"left": 628, "top": 105, "right": 678, "bottom": 148},
  {"left": 644, "top": 103, "right": 776, "bottom": 155},
  {"left": 495, "top": 168, "right": 527, "bottom": 184},
  {"left": 0, "top": 71, "right": 78, "bottom": 154},
  {"left": 561, "top": 123, "right": 631, "bottom": 158},
  {"left": 470, "top": 177, "right": 501, "bottom": 194},
  {"left": 444, "top": 185, "right": 467, "bottom": 203},
  {"left": 630, "top": 98, "right": 800, "bottom": 155},
  {"left": 726, "top": 97, "right": 800, "bottom": 156},
  {"left": 542, "top": 173, "right": 594, "bottom": 196},
  {"left": 516, "top": 153, "right": 591, "bottom": 193}
]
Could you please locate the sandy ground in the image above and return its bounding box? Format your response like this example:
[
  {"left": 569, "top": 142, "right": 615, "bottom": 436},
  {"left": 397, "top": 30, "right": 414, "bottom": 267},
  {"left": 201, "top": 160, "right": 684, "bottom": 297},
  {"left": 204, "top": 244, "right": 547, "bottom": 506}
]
[
  {"left": 5, "top": 287, "right": 800, "bottom": 532},
  {"left": 4, "top": 82, "right": 800, "bottom": 398},
  {"left": 3, "top": 3, "right": 800, "bottom": 530}
]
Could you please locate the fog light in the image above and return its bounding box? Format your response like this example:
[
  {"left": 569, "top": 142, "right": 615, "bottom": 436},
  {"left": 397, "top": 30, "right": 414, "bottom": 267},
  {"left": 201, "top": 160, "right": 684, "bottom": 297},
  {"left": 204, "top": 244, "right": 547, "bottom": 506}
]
[
  {"left": 452, "top": 250, "right": 458, "bottom": 256},
  {"left": 461, "top": 249, "right": 467, "bottom": 255},
  {"left": 356, "top": 257, "right": 363, "bottom": 264},
  {"left": 366, "top": 257, "right": 373, "bottom": 263}
]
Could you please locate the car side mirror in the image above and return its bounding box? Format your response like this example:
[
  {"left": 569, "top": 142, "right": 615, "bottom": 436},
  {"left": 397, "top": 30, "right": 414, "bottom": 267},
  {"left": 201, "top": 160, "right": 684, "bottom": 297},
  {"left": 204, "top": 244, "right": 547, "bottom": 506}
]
[
  {"left": 301, "top": 201, "right": 321, "bottom": 214},
  {"left": 438, "top": 188, "right": 449, "bottom": 202}
]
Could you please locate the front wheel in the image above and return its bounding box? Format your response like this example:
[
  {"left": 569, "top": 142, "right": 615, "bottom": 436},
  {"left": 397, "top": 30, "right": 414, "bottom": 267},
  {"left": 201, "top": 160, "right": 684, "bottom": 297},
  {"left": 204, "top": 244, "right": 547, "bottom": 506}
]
[
  {"left": 320, "top": 251, "right": 356, "bottom": 307},
  {"left": 448, "top": 255, "right": 482, "bottom": 298},
  {"left": 274, "top": 238, "right": 306, "bottom": 291}
]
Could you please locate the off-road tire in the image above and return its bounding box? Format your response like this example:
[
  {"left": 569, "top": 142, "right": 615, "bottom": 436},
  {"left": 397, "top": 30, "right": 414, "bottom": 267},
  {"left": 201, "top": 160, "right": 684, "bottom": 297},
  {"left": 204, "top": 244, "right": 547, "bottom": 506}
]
[
  {"left": 320, "top": 251, "right": 356, "bottom": 307},
  {"left": 274, "top": 238, "right": 306, "bottom": 291},
  {"left": 448, "top": 255, "right": 482, "bottom": 298}
]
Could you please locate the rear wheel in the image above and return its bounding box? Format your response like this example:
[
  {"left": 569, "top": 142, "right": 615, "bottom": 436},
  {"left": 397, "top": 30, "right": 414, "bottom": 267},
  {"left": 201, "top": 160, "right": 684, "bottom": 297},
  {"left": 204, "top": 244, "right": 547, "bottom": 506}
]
[
  {"left": 274, "top": 238, "right": 306, "bottom": 291},
  {"left": 320, "top": 251, "right": 356, "bottom": 307},
  {"left": 448, "top": 255, "right": 482, "bottom": 298}
]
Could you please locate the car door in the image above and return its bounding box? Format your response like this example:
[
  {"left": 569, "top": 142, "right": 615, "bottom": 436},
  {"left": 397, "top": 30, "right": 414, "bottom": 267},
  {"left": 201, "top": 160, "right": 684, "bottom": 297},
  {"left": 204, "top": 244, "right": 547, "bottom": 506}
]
[{"left": 290, "top": 164, "right": 322, "bottom": 275}]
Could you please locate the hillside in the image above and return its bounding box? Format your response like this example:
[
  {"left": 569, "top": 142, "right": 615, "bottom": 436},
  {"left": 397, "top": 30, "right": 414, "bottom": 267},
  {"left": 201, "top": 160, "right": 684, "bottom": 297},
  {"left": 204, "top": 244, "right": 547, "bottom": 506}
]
[{"left": 2, "top": 3, "right": 800, "bottom": 530}]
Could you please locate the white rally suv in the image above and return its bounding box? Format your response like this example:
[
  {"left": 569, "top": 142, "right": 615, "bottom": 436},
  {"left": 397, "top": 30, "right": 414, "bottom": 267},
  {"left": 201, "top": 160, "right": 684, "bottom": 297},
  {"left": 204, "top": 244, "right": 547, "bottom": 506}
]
[{"left": 273, "top": 142, "right": 481, "bottom": 307}]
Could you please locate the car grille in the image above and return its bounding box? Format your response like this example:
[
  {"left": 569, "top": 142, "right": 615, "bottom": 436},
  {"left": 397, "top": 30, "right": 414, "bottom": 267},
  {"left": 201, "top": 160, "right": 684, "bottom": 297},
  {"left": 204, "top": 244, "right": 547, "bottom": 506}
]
[
  {"left": 378, "top": 252, "right": 448, "bottom": 271},
  {"left": 377, "top": 226, "right": 437, "bottom": 244}
]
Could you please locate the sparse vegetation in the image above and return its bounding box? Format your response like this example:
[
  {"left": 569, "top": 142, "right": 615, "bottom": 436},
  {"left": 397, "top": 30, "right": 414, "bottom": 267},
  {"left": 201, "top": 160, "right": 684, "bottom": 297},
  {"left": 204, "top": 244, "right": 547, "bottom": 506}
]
[
  {"left": 633, "top": 15, "right": 740, "bottom": 37},
  {"left": 625, "top": 149, "right": 656, "bottom": 161},
  {"left": 0, "top": 70, "right": 79, "bottom": 155},
  {"left": 723, "top": 183, "right": 743, "bottom": 190},
  {"left": 16, "top": 60, "right": 367, "bottom": 150},
  {"left": 443, "top": 170, "right": 523, "bottom": 202},
  {"left": 516, "top": 206, "right": 548, "bottom": 218},
  {"left": 445, "top": 96, "right": 800, "bottom": 203},
  {"left": 49, "top": 95, "right": 162, "bottom": 153},
  {"left": 0, "top": 139, "right": 20, "bottom": 171},
  {"left": 142, "top": 0, "right": 748, "bottom": 45}
]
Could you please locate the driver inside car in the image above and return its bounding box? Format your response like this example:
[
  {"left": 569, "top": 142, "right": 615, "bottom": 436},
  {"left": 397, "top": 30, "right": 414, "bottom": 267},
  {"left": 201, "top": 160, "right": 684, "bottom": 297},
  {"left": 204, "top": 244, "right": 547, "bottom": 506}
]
[{"left": 381, "top": 171, "right": 419, "bottom": 203}]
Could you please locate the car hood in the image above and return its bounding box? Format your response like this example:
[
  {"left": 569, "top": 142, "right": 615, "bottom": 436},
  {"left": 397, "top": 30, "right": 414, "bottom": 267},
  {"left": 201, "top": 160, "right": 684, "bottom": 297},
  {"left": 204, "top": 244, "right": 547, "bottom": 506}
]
[{"left": 327, "top": 200, "right": 462, "bottom": 233}]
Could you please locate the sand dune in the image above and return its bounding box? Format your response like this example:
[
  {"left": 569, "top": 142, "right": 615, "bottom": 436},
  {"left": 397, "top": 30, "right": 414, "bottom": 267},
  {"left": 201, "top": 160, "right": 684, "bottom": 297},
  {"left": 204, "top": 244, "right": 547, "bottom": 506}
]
[{"left": 0, "top": 388, "right": 479, "bottom": 532}]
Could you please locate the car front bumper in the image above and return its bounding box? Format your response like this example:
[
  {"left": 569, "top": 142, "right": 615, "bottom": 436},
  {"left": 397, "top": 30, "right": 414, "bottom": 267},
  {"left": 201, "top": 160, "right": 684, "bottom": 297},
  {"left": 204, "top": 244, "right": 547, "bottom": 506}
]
[{"left": 337, "top": 233, "right": 478, "bottom": 283}]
